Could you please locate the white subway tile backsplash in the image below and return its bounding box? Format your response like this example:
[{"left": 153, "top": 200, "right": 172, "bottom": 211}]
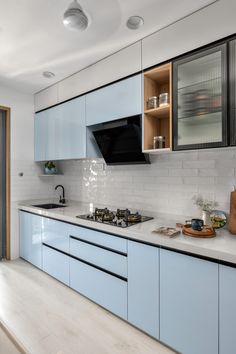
[
  {"left": 199, "top": 168, "right": 234, "bottom": 177},
  {"left": 183, "top": 160, "right": 215, "bottom": 169},
  {"left": 169, "top": 168, "right": 198, "bottom": 177},
  {"left": 183, "top": 177, "right": 215, "bottom": 185},
  {"left": 55, "top": 147, "right": 236, "bottom": 217}
]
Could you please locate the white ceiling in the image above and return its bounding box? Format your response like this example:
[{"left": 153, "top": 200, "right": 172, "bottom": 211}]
[{"left": 0, "top": 0, "right": 216, "bottom": 93}]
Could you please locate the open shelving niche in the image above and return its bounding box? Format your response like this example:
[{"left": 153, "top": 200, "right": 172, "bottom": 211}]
[{"left": 143, "top": 63, "right": 172, "bottom": 154}]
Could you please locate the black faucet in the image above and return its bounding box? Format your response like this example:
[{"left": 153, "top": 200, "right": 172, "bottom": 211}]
[{"left": 55, "top": 185, "right": 66, "bottom": 204}]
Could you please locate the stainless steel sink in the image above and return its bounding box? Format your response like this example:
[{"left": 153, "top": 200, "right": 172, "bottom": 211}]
[{"left": 32, "top": 203, "right": 67, "bottom": 209}]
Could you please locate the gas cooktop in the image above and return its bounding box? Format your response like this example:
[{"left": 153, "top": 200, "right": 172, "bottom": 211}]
[{"left": 77, "top": 208, "right": 153, "bottom": 228}]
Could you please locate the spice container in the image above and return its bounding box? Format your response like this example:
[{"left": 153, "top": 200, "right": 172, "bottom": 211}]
[
  {"left": 153, "top": 136, "right": 165, "bottom": 149},
  {"left": 147, "top": 96, "right": 158, "bottom": 109},
  {"left": 159, "top": 93, "right": 169, "bottom": 107}
]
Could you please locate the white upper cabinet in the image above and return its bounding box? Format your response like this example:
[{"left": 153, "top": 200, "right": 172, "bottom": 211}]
[
  {"left": 58, "top": 42, "right": 141, "bottom": 103},
  {"left": 142, "top": 0, "right": 236, "bottom": 70},
  {"left": 86, "top": 74, "right": 142, "bottom": 126},
  {"left": 34, "top": 85, "right": 58, "bottom": 112}
]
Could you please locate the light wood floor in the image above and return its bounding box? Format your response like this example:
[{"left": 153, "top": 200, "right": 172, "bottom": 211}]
[
  {"left": 0, "top": 259, "right": 176, "bottom": 354},
  {"left": 0, "top": 325, "right": 21, "bottom": 354}
]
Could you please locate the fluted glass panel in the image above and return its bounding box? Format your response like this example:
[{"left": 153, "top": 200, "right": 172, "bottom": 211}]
[{"left": 177, "top": 50, "right": 223, "bottom": 146}]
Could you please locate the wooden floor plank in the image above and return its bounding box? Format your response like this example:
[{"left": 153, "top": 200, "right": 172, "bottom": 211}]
[{"left": 0, "top": 259, "right": 176, "bottom": 354}]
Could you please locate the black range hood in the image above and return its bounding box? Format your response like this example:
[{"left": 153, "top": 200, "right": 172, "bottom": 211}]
[{"left": 92, "top": 115, "right": 150, "bottom": 165}]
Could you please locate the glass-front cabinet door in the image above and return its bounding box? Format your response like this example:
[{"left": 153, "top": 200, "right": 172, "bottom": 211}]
[
  {"left": 230, "top": 39, "right": 236, "bottom": 145},
  {"left": 173, "top": 44, "right": 227, "bottom": 150}
]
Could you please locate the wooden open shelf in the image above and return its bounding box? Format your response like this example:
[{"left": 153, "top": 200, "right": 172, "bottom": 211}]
[
  {"left": 143, "top": 63, "right": 172, "bottom": 152},
  {"left": 144, "top": 105, "right": 170, "bottom": 118}
]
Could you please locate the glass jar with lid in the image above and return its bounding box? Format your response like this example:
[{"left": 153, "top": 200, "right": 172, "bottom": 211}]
[{"left": 153, "top": 136, "right": 165, "bottom": 149}]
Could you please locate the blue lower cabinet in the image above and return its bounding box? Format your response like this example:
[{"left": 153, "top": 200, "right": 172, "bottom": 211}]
[
  {"left": 69, "top": 225, "right": 127, "bottom": 254},
  {"left": 70, "top": 237, "right": 127, "bottom": 278},
  {"left": 42, "top": 218, "right": 69, "bottom": 253},
  {"left": 128, "top": 241, "right": 159, "bottom": 338},
  {"left": 19, "top": 211, "right": 31, "bottom": 262},
  {"left": 19, "top": 211, "right": 42, "bottom": 269},
  {"left": 69, "top": 258, "right": 127, "bottom": 319},
  {"left": 219, "top": 265, "right": 236, "bottom": 354},
  {"left": 42, "top": 245, "right": 69, "bottom": 285},
  {"left": 160, "top": 249, "right": 218, "bottom": 354}
]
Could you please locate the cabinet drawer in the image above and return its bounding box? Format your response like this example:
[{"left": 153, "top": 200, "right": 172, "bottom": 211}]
[
  {"left": 42, "top": 218, "right": 69, "bottom": 252},
  {"left": 70, "top": 237, "right": 127, "bottom": 278},
  {"left": 70, "top": 258, "right": 127, "bottom": 319},
  {"left": 69, "top": 225, "right": 127, "bottom": 254},
  {"left": 42, "top": 245, "right": 69, "bottom": 285}
]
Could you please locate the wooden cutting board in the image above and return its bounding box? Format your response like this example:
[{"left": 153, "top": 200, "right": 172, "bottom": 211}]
[{"left": 182, "top": 224, "right": 216, "bottom": 238}]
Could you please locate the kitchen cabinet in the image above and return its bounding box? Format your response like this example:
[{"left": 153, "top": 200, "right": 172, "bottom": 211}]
[
  {"left": 128, "top": 241, "right": 159, "bottom": 338},
  {"left": 86, "top": 74, "right": 142, "bottom": 126},
  {"left": 42, "top": 245, "right": 69, "bottom": 285},
  {"left": 219, "top": 265, "right": 236, "bottom": 354},
  {"left": 34, "top": 85, "right": 58, "bottom": 112},
  {"left": 58, "top": 42, "right": 141, "bottom": 104},
  {"left": 70, "top": 237, "right": 127, "bottom": 278},
  {"left": 230, "top": 38, "right": 236, "bottom": 145},
  {"left": 42, "top": 217, "right": 69, "bottom": 253},
  {"left": 19, "top": 211, "right": 42, "bottom": 269},
  {"left": 173, "top": 43, "right": 227, "bottom": 150},
  {"left": 70, "top": 257, "right": 127, "bottom": 319},
  {"left": 143, "top": 63, "right": 172, "bottom": 153},
  {"left": 34, "top": 96, "right": 86, "bottom": 161},
  {"left": 160, "top": 249, "right": 218, "bottom": 354}
]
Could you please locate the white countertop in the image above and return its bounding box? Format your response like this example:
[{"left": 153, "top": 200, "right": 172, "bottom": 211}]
[{"left": 18, "top": 199, "right": 236, "bottom": 265}]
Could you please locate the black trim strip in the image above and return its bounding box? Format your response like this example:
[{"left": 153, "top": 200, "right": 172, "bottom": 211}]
[
  {"left": 70, "top": 235, "right": 127, "bottom": 257},
  {"left": 42, "top": 242, "right": 68, "bottom": 256},
  {"left": 21, "top": 210, "right": 236, "bottom": 268},
  {"left": 35, "top": 71, "right": 142, "bottom": 114},
  {"left": 42, "top": 242, "right": 128, "bottom": 282}
]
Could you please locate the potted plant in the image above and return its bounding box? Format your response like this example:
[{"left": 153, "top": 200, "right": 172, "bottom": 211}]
[
  {"left": 44, "top": 161, "right": 57, "bottom": 175},
  {"left": 192, "top": 195, "right": 218, "bottom": 225}
]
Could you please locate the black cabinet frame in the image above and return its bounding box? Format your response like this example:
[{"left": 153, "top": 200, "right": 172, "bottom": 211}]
[{"left": 173, "top": 43, "right": 228, "bottom": 151}]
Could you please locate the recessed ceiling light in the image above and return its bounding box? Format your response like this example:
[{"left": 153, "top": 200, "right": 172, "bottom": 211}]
[
  {"left": 42, "top": 71, "right": 55, "bottom": 79},
  {"left": 63, "top": 0, "right": 89, "bottom": 32},
  {"left": 126, "top": 16, "right": 144, "bottom": 30}
]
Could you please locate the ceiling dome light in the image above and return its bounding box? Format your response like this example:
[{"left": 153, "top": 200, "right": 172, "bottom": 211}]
[
  {"left": 63, "top": 0, "right": 89, "bottom": 32},
  {"left": 42, "top": 71, "right": 55, "bottom": 79},
  {"left": 126, "top": 16, "right": 144, "bottom": 30}
]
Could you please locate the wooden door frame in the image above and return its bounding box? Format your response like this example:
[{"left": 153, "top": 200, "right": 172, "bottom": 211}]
[{"left": 0, "top": 106, "right": 10, "bottom": 260}]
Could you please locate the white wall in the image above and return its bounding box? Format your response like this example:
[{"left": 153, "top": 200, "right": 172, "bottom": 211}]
[
  {"left": 56, "top": 148, "right": 235, "bottom": 218},
  {"left": 0, "top": 84, "right": 55, "bottom": 259}
]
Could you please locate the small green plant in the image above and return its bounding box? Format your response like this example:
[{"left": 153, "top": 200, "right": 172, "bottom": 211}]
[
  {"left": 192, "top": 195, "right": 218, "bottom": 212},
  {"left": 45, "top": 161, "right": 56, "bottom": 170}
]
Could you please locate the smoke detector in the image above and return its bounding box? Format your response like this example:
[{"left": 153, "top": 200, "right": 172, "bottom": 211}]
[{"left": 63, "top": 0, "right": 89, "bottom": 32}]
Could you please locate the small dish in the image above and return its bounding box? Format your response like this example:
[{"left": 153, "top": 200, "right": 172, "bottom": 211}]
[{"left": 210, "top": 210, "right": 227, "bottom": 229}]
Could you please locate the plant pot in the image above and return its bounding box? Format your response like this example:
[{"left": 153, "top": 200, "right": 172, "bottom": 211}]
[{"left": 45, "top": 167, "right": 57, "bottom": 175}]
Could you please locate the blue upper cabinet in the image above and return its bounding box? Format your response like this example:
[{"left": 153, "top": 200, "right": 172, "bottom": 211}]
[
  {"left": 160, "top": 249, "right": 218, "bottom": 354},
  {"left": 128, "top": 241, "right": 159, "bottom": 339},
  {"left": 34, "top": 110, "right": 48, "bottom": 161},
  {"left": 34, "top": 96, "right": 86, "bottom": 161},
  {"left": 86, "top": 74, "right": 142, "bottom": 126},
  {"left": 219, "top": 265, "right": 236, "bottom": 354}
]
